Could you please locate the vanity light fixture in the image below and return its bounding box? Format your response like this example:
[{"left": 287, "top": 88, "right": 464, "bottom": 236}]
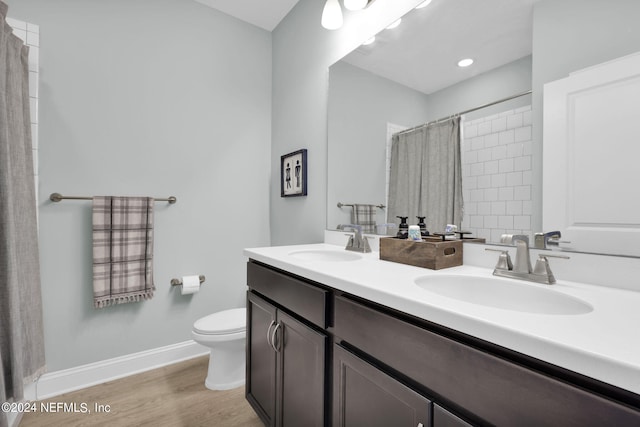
[
  {"left": 386, "top": 18, "right": 402, "bottom": 30},
  {"left": 321, "top": 0, "right": 343, "bottom": 30},
  {"left": 457, "top": 58, "right": 474, "bottom": 67},
  {"left": 322, "top": 0, "right": 376, "bottom": 30},
  {"left": 415, "top": 0, "right": 433, "bottom": 9}
]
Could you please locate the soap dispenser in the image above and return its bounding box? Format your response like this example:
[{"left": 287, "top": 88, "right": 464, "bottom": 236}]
[
  {"left": 396, "top": 216, "right": 409, "bottom": 239},
  {"left": 416, "top": 216, "right": 429, "bottom": 237}
]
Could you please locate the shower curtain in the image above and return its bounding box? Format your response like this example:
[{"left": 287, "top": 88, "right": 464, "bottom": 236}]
[
  {"left": 388, "top": 117, "right": 463, "bottom": 233},
  {"left": 0, "top": 3, "right": 46, "bottom": 426}
]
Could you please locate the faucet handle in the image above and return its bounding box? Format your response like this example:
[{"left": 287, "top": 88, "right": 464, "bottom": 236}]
[
  {"left": 533, "top": 253, "right": 570, "bottom": 284},
  {"left": 485, "top": 248, "right": 513, "bottom": 271},
  {"left": 538, "top": 253, "right": 571, "bottom": 260},
  {"left": 361, "top": 236, "right": 372, "bottom": 253}
]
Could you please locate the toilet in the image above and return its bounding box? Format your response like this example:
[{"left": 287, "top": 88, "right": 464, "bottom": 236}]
[{"left": 192, "top": 307, "right": 246, "bottom": 390}]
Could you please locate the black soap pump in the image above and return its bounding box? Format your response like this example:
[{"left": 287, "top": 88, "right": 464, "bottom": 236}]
[
  {"left": 396, "top": 216, "right": 409, "bottom": 239},
  {"left": 416, "top": 216, "right": 429, "bottom": 237}
]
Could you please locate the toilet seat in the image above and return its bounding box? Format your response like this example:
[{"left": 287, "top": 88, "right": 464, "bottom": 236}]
[{"left": 193, "top": 308, "right": 245, "bottom": 335}]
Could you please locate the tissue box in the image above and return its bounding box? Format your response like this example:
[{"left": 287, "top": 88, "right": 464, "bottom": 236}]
[{"left": 379, "top": 237, "right": 463, "bottom": 270}]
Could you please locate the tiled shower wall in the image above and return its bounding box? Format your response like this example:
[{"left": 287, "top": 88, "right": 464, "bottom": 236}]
[
  {"left": 7, "top": 17, "right": 39, "bottom": 198},
  {"left": 461, "top": 106, "right": 533, "bottom": 242}
]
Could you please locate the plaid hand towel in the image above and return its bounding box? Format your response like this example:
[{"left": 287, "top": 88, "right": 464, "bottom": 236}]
[
  {"left": 92, "top": 196, "right": 155, "bottom": 308},
  {"left": 351, "top": 204, "right": 377, "bottom": 234}
]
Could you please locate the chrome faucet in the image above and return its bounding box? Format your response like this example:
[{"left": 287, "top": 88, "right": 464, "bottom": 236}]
[
  {"left": 511, "top": 235, "right": 533, "bottom": 274},
  {"left": 486, "top": 235, "right": 569, "bottom": 285},
  {"left": 340, "top": 224, "right": 372, "bottom": 253},
  {"left": 533, "top": 231, "right": 570, "bottom": 249}
]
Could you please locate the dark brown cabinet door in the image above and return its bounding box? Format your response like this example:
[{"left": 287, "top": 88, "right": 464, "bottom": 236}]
[
  {"left": 247, "top": 291, "right": 327, "bottom": 427},
  {"left": 276, "top": 310, "right": 327, "bottom": 427},
  {"left": 333, "top": 344, "right": 431, "bottom": 427},
  {"left": 246, "top": 291, "right": 277, "bottom": 426}
]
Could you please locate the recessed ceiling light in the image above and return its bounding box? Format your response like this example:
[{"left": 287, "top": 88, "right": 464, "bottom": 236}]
[
  {"left": 457, "top": 58, "right": 474, "bottom": 67},
  {"left": 362, "top": 36, "right": 376, "bottom": 46},
  {"left": 415, "top": 0, "right": 433, "bottom": 9},
  {"left": 386, "top": 18, "right": 401, "bottom": 30}
]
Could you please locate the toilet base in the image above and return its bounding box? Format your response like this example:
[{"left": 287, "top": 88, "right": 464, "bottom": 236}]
[
  {"left": 203, "top": 339, "right": 246, "bottom": 391},
  {"left": 205, "top": 377, "right": 245, "bottom": 391}
]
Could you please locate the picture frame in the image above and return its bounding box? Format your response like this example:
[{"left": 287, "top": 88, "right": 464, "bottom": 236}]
[{"left": 281, "top": 149, "right": 307, "bottom": 197}]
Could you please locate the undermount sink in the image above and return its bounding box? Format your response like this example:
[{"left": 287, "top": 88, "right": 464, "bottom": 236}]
[
  {"left": 288, "top": 249, "right": 362, "bottom": 262},
  {"left": 414, "top": 275, "right": 593, "bottom": 315}
]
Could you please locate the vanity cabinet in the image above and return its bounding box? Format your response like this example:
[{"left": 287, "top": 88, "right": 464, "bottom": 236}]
[
  {"left": 246, "top": 262, "right": 328, "bottom": 427},
  {"left": 246, "top": 259, "right": 640, "bottom": 427}
]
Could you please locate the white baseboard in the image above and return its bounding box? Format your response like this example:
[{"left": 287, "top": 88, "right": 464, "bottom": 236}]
[{"left": 33, "top": 340, "right": 209, "bottom": 400}]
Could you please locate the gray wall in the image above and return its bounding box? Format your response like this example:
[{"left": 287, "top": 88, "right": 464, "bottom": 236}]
[
  {"left": 7, "top": 0, "right": 272, "bottom": 371},
  {"left": 531, "top": 0, "right": 640, "bottom": 234}
]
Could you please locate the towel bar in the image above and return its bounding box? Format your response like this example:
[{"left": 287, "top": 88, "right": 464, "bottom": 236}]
[
  {"left": 337, "top": 202, "right": 385, "bottom": 209},
  {"left": 170, "top": 275, "right": 205, "bottom": 287},
  {"left": 49, "top": 193, "right": 177, "bottom": 204}
]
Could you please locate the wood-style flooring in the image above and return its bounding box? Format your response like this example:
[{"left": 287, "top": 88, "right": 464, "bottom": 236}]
[{"left": 19, "top": 356, "right": 263, "bottom": 427}]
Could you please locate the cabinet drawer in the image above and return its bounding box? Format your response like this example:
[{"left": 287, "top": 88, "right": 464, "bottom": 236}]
[
  {"left": 247, "top": 261, "right": 329, "bottom": 328},
  {"left": 334, "top": 296, "right": 640, "bottom": 426}
]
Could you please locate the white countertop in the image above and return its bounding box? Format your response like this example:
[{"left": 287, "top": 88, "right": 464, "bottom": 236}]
[{"left": 244, "top": 243, "right": 640, "bottom": 395}]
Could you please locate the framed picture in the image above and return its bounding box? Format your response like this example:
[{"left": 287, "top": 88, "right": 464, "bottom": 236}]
[{"left": 281, "top": 149, "right": 307, "bottom": 197}]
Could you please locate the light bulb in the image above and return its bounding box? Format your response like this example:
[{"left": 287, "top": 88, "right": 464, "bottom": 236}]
[
  {"left": 321, "top": 0, "right": 343, "bottom": 30},
  {"left": 344, "top": 0, "right": 369, "bottom": 11},
  {"left": 457, "top": 58, "right": 474, "bottom": 67},
  {"left": 415, "top": 0, "right": 433, "bottom": 9}
]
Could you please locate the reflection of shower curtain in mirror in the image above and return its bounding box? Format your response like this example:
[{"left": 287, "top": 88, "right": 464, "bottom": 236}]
[
  {"left": 0, "top": 2, "right": 46, "bottom": 421},
  {"left": 387, "top": 117, "right": 463, "bottom": 233}
]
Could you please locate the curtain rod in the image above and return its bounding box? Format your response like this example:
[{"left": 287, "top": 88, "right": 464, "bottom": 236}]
[
  {"left": 49, "top": 193, "right": 177, "bottom": 204},
  {"left": 395, "top": 90, "right": 533, "bottom": 137}
]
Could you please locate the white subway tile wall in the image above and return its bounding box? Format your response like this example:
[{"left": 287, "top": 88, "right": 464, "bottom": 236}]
[
  {"left": 462, "top": 106, "right": 532, "bottom": 242},
  {"left": 7, "top": 17, "right": 39, "bottom": 201}
]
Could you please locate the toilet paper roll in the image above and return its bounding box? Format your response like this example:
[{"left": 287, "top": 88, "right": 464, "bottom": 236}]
[{"left": 181, "top": 275, "right": 201, "bottom": 295}]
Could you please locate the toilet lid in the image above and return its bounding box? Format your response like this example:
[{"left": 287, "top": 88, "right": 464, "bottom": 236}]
[{"left": 194, "top": 308, "right": 246, "bottom": 335}]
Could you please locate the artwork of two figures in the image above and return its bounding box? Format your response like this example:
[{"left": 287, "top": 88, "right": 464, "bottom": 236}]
[{"left": 281, "top": 149, "right": 307, "bottom": 197}]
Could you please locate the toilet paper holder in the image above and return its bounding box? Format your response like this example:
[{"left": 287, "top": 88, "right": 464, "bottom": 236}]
[{"left": 170, "top": 275, "right": 206, "bottom": 287}]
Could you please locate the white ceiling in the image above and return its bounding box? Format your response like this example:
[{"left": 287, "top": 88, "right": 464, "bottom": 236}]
[
  {"left": 193, "top": 0, "right": 301, "bottom": 31},
  {"left": 193, "top": 0, "right": 537, "bottom": 95},
  {"left": 343, "top": 0, "right": 538, "bottom": 94}
]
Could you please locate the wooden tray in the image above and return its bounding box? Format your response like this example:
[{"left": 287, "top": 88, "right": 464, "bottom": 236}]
[{"left": 379, "top": 237, "right": 462, "bottom": 270}]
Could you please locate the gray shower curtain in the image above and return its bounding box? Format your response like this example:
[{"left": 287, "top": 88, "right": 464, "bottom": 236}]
[
  {"left": 0, "top": 3, "right": 46, "bottom": 425},
  {"left": 388, "top": 117, "right": 463, "bottom": 233}
]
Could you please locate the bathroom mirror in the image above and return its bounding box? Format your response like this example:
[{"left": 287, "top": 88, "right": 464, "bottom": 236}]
[{"left": 326, "top": 0, "right": 640, "bottom": 257}]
